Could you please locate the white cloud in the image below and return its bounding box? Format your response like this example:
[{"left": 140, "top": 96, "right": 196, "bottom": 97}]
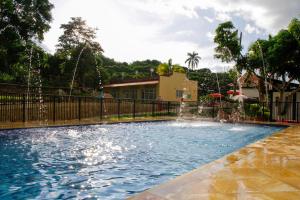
[
  {"left": 206, "top": 31, "right": 215, "bottom": 41},
  {"left": 43, "top": 0, "right": 299, "bottom": 71},
  {"left": 245, "top": 24, "right": 260, "bottom": 34},
  {"left": 204, "top": 16, "right": 214, "bottom": 23},
  {"left": 215, "top": 12, "right": 231, "bottom": 22}
]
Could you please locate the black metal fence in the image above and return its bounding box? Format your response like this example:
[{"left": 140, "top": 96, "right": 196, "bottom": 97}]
[
  {"left": 0, "top": 92, "right": 179, "bottom": 123},
  {"left": 1, "top": 92, "right": 300, "bottom": 124}
]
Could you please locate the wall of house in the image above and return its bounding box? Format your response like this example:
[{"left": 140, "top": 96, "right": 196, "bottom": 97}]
[
  {"left": 104, "top": 85, "right": 159, "bottom": 100},
  {"left": 158, "top": 72, "right": 198, "bottom": 102},
  {"left": 242, "top": 88, "right": 259, "bottom": 99}
]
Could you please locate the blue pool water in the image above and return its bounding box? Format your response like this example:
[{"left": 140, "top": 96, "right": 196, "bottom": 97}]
[{"left": 0, "top": 121, "right": 284, "bottom": 199}]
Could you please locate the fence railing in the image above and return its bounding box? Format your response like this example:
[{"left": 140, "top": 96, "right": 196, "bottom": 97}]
[
  {"left": 0, "top": 92, "right": 179, "bottom": 123},
  {"left": 1, "top": 92, "right": 300, "bottom": 124}
]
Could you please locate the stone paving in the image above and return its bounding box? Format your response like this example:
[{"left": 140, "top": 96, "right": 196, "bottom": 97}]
[{"left": 129, "top": 125, "right": 300, "bottom": 200}]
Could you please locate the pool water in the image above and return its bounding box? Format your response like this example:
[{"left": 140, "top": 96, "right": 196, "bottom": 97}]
[{"left": 0, "top": 121, "right": 284, "bottom": 199}]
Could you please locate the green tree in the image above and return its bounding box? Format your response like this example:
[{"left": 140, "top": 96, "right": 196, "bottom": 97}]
[
  {"left": 185, "top": 51, "right": 201, "bottom": 70},
  {"left": 214, "top": 21, "right": 242, "bottom": 64},
  {"left": 246, "top": 18, "right": 300, "bottom": 105},
  {"left": 214, "top": 21, "right": 243, "bottom": 95},
  {"left": 288, "top": 18, "right": 300, "bottom": 43},
  {"left": 156, "top": 63, "right": 169, "bottom": 75},
  {"left": 56, "top": 17, "right": 103, "bottom": 55},
  {"left": 56, "top": 17, "right": 104, "bottom": 89},
  {"left": 0, "top": 0, "right": 53, "bottom": 83},
  {"left": 189, "top": 68, "right": 234, "bottom": 97},
  {"left": 0, "top": 0, "right": 53, "bottom": 41},
  {"left": 172, "top": 64, "right": 186, "bottom": 73}
]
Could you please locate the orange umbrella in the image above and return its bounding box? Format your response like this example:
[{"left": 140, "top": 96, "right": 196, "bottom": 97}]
[
  {"left": 227, "top": 90, "right": 240, "bottom": 95},
  {"left": 209, "top": 93, "right": 224, "bottom": 98}
]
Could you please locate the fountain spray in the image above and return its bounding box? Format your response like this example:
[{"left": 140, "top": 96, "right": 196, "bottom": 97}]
[{"left": 69, "top": 44, "right": 87, "bottom": 100}]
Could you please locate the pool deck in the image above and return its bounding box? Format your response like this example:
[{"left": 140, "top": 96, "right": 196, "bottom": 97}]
[{"left": 129, "top": 124, "right": 300, "bottom": 200}]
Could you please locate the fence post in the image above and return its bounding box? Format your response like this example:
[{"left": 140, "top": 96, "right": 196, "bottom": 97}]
[
  {"left": 269, "top": 93, "right": 273, "bottom": 122},
  {"left": 297, "top": 102, "right": 299, "bottom": 123},
  {"left": 78, "top": 97, "right": 81, "bottom": 121},
  {"left": 100, "top": 98, "right": 103, "bottom": 121},
  {"left": 133, "top": 100, "right": 136, "bottom": 119},
  {"left": 152, "top": 101, "right": 155, "bottom": 117},
  {"left": 167, "top": 101, "right": 170, "bottom": 115},
  {"left": 22, "top": 94, "right": 26, "bottom": 122},
  {"left": 262, "top": 102, "right": 265, "bottom": 120},
  {"left": 53, "top": 96, "right": 56, "bottom": 122},
  {"left": 212, "top": 105, "right": 215, "bottom": 118},
  {"left": 117, "top": 99, "right": 120, "bottom": 119}
]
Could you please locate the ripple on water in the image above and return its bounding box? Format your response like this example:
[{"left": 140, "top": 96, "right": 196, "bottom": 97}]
[{"left": 0, "top": 121, "right": 284, "bottom": 199}]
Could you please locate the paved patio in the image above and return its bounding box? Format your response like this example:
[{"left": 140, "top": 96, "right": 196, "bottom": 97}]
[{"left": 129, "top": 125, "right": 300, "bottom": 200}]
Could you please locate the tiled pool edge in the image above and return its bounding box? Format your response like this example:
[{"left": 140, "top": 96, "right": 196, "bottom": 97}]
[
  {"left": 0, "top": 117, "right": 176, "bottom": 131},
  {"left": 129, "top": 125, "right": 300, "bottom": 199}
]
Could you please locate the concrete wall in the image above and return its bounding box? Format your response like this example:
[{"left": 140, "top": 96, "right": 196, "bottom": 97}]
[
  {"left": 242, "top": 88, "right": 259, "bottom": 99},
  {"left": 104, "top": 85, "right": 158, "bottom": 100},
  {"left": 158, "top": 72, "right": 198, "bottom": 102}
]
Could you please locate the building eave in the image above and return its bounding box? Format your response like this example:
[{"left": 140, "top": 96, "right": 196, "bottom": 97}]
[{"left": 104, "top": 80, "right": 159, "bottom": 88}]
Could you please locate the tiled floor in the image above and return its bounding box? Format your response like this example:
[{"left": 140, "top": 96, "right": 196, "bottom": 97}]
[{"left": 129, "top": 125, "right": 300, "bottom": 200}]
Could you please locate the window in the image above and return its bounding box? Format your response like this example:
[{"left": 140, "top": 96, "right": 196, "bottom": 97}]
[
  {"left": 142, "top": 87, "right": 156, "bottom": 100},
  {"left": 124, "top": 88, "right": 137, "bottom": 99},
  {"left": 176, "top": 90, "right": 183, "bottom": 98},
  {"left": 111, "top": 89, "right": 119, "bottom": 98}
]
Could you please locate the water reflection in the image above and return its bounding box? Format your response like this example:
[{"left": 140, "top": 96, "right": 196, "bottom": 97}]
[{"left": 0, "top": 122, "right": 283, "bottom": 199}]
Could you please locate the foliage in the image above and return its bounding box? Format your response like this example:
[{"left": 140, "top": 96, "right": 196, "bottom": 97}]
[
  {"left": 53, "top": 17, "right": 104, "bottom": 88},
  {"left": 288, "top": 18, "right": 300, "bottom": 43},
  {"left": 172, "top": 64, "right": 186, "bottom": 73},
  {"left": 214, "top": 21, "right": 242, "bottom": 63},
  {"left": 156, "top": 63, "right": 169, "bottom": 75},
  {"left": 0, "top": 0, "right": 53, "bottom": 83},
  {"left": 246, "top": 17, "right": 300, "bottom": 102},
  {"left": 0, "top": 0, "right": 53, "bottom": 41},
  {"left": 213, "top": 21, "right": 243, "bottom": 98},
  {"left": 188, "top": 68, "right": 234, "bottom": 96},
  {"left": 244, "top": 103, "right": 270, "bottom": 120},
  {"left": 185, "top": 51, "right": 201, "bottom": 70},
  {"left": 56, "top": 17, "right": 103, "bottom": 55}
]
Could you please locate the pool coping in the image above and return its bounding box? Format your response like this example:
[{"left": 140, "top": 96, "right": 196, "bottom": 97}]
[
  {"left": 0, "top": 118, "right": 292, "bottom": 131},
  {"left": 128, "top": 123, "right": 300, "bottom": 199},
  {"left": 0, "top": 118, "right": 176, "bottom": 131}
]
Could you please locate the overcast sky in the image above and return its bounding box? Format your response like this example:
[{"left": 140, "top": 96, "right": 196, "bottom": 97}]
[{"left": 43, "top": 0, "right": 300, "bottom": 72}]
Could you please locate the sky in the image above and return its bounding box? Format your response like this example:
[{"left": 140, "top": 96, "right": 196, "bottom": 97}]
[{"left": 43, "top": 0, "right": 300, "bottom": 72}]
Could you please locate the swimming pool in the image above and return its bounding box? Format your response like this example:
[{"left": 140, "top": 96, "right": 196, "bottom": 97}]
[{"left": 0, "top": 121, "right": 284, "bottom": 199}]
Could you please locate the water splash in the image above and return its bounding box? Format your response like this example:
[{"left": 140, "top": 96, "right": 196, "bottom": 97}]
[
  {"left": 257, "top": 41, "right": 269, "bottom": 105},
  {"left": 37, "top": 53, "right": 48, "bottom": 124},
  {"left": 69, "top": 45, "right": 86, "bottom": 100}
]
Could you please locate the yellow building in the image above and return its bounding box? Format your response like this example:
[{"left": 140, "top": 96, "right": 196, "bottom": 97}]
[{"left": 103, "top": 72, "right": 198, "bottom": 102}]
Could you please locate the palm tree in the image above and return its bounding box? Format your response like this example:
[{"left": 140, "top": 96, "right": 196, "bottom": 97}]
[{"left": 185, "top": 51, "right": 201, "bottom": 71}]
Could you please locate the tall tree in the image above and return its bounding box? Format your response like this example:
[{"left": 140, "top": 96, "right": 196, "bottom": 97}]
[
  {"left": 185, "top": 51, "right": 201, "bottom": 71},
  {"left": 214, "top": 21, "right": 243, "bottom": 94},
  {"left": 246, "top": 18, "right": 300, "bottom": 105},
  {"left": 0, "top": 0, "right": 53, "bottom": 83},
  {"left": 214, "top": 21, "right": 242, "bottom": 64},
  {"left": 56, "top": 17, "right": 104, "bottom": 89},
  {"left": 56, "top": 17, "right": 103, "bottom": 55},
  {"left": 0, "top": 0, "right": 53, "bottom": 41}
]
